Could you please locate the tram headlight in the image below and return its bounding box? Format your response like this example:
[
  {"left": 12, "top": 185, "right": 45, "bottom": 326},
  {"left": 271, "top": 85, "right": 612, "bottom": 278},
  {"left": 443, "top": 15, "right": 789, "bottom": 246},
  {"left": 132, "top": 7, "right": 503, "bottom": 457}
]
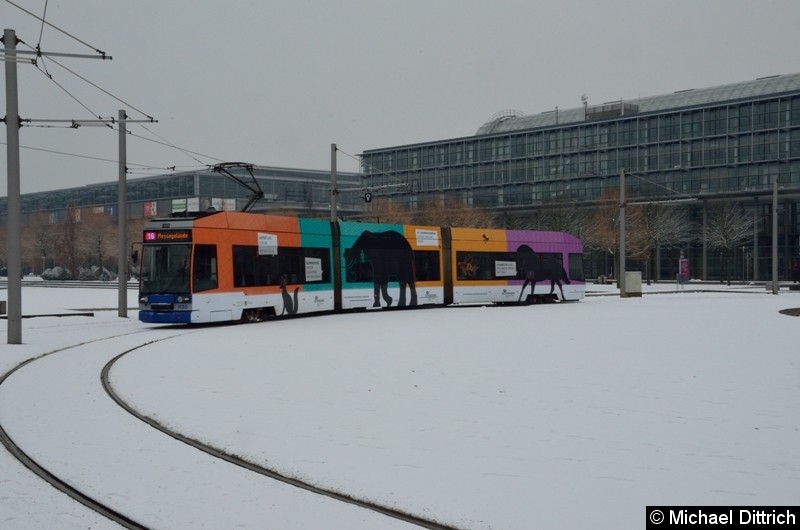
[
  {"left": 176, "top": 295, "right": 191, "bottom": 304},
  {"left": 139, "top": 295, "right": 148, "bottom": 304}
]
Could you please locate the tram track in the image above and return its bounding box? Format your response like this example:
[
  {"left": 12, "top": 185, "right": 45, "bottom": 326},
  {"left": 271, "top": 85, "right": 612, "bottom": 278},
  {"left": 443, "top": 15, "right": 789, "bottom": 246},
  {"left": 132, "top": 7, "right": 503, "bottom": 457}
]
[
  {"left": 0, "top": 330, "right": 163, "bottom": 530},
  {"left": 102, "top": 338, "right": 462, "bottom": 530},
  {"left": 2, "top": 325, "right": 462, "bottom": 530}
]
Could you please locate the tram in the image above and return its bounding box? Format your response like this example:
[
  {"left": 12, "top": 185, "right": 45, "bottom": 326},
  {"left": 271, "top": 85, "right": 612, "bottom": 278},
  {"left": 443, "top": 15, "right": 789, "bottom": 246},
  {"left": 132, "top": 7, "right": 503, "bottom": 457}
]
[{"left": 137, "top": 211, "right": 585, "bottom": 324}]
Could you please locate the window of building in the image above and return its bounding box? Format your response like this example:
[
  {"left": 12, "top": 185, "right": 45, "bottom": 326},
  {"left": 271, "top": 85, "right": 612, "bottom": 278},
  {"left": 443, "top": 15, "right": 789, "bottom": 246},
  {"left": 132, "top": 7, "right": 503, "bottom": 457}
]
[
  {"left": 790, "top": 130, "right": 800, "bottom": 158},
  {"left": 511, "top": 160, "right": 526, "bottom": 183},
  {"left": 478, "top": 165, "right": 494, "bottom": 186},
  {"left": 511, "top": 136, "right": 526, "bottom": 158},
  {"left": 422, "top": 169, "right": 435, "bottom": 190},
  {"left": 396, "top": 151, "right": 408, "bottom": 171},
  {"left": 435, "top": 168, "right": 449, "bottom": 189},
  {"left": 449, "top": 144, "right": 463, "bottom": 165},
  {"left": 436, "top": 146, "right": 447, "bottom": 166},
  {"left": 422, "top": 147, "right": 435, "bottom": 167},
  {"left": 580, "top": 125, "right": 597, "bottom": 149},
  {"left": 411, "top": 149, "right": 420, "bottom": 168},
  {"left": 562, "top": 128, "right": 578, "bottom": 152},
  {"left": 479, "top": 139, "right": 493, "bottom": 162},
  {"left": 529, "top": 133, "right": 544, "bottom": 156},
  {"left": 450, "top": 167, "right": 464, "bottom": 188}
]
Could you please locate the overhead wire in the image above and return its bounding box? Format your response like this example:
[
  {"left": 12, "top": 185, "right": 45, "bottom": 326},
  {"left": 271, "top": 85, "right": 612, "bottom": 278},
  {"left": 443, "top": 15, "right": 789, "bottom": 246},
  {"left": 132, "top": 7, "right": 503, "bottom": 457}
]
[
  {"left": 12, "top": 37, "right": 224, "bottom": 173},
  {"left": 626, "top": 171, "right": 695, "bottom": 200},
  {"left": 335, "top": 146, "right": 372, "bottom": 175},
  {"left": 35, "top": 0, "right": 54, "bottom": 79},
  {"left": 4, "top": 0, "right": 109, "bottom": 57},
  {"left": 36, "top": 0, "right": 48, "bottom": 49},
  {"left": 122, "top": 129, "right": 227, "bottom": 164},
  {"left": 22, "top": 123, "right": 76, "bottom": 129},
  {"left": 5, "top": 2, "right": 248, "bottom": 178},
  {"left": 0, "top": 140, "right": 178, "bottom": 171},
  {"left": 17, "top": 37, "right": 109, "bottom": 124},
  {"left": 39, "top": 52, "right": 154, "bottom": 121},
  {"left": 35, "top": 68, "right": 111, "bottom": 125},
  {"left": 336, "top": 146, "right": 410, "bottom": 191},
  {"left": 137, "top": 122, "right": 208, "bottom": 165}
]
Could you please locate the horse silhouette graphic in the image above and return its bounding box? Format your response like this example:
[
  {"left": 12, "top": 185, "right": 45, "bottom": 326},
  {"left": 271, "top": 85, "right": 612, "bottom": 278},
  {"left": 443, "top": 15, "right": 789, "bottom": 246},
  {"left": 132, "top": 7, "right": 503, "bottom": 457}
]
[{"left": 516, "top": 245, "right": 571, "bottom": 302}]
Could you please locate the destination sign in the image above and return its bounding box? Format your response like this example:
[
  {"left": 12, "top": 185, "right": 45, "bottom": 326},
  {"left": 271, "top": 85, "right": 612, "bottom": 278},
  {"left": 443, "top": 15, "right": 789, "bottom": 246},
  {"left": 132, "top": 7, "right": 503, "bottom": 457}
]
[{"left": 143, "top": 230, "right": 192, "bottom": 242}]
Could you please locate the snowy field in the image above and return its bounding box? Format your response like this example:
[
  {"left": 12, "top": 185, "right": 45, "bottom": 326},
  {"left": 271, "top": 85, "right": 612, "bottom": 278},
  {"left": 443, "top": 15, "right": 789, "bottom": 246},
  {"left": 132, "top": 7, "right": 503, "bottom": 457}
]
[{"left": 1, "top": 281, "right": 798, "bottom": 529}]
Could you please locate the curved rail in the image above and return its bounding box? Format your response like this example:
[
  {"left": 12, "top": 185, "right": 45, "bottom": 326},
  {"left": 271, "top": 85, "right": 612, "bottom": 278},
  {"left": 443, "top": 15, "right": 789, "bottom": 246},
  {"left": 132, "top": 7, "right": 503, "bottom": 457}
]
[
  {"left": 102, "top": 344, "right": 463, "bottom": 530},
  {"left": 3, "top": 327, "right": 464, "bottom": 529},
  {"left": 0, "top": 331, "right": 160, "bottom": 530}
]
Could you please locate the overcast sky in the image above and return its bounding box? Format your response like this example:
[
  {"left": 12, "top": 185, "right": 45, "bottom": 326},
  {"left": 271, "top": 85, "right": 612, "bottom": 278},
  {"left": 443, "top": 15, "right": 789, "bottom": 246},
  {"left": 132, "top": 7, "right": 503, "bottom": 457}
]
[{"left": 2, "top": 0, "right": 800, "bottom": 194}]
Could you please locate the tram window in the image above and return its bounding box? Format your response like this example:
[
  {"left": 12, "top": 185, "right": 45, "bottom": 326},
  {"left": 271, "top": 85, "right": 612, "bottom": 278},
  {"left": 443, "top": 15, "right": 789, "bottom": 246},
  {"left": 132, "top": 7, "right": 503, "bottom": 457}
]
[
  {"left": 233, "top": 245, "right": 330, "bottom": 287},
  {"left": 456, "top": 251, "right": 517, "bottom": 281},
  {"left": 302, "top": 248, "right": 331, "bottom": 284},
  {"left": 569, "top": 253, "right": 585, "bottom": 281},
  {"left": 278, "top": 248, "right": 330, "bottom": 284},
  {"left": 344, "top": 248, "right": 373, "bottom": 283},
  {"left": 414, "top": 250, "right": 441, "bottom": 281},
  {"left": 193, "top": 245, "right": 218, "bottom": 292},
  {"left": 281, "top": 253, "right": 303, "bottom": 284},
  {"left": 140, "top": 244, "right": 191, "bottom": 294},
  {"left": 526, "top": 252, "right": 565, "bottom": 277},
  {"left": 539, "top": 253, "right": 563, "bottom": 266},
  {"left": 233, "top": 246, "right": 260, "bottom": 287}
]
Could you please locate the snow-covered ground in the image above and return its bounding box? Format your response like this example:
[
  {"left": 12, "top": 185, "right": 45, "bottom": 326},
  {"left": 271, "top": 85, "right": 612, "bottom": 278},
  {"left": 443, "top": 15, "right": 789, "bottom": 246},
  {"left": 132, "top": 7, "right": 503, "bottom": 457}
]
[{"left": 1, "top": 281, "right": 798, "bottom": 529}]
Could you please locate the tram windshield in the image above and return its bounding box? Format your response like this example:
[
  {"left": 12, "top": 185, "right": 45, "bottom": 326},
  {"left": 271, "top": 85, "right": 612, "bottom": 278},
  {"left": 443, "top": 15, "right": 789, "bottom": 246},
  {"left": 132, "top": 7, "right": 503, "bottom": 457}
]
[{"left": 140, "top": 244, "right": 191, "bottom": 294}]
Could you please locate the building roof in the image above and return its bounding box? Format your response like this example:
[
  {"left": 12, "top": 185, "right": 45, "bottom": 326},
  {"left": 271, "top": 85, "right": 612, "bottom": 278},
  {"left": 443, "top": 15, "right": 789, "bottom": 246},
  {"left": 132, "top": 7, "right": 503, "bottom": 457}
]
[{"left": 475, "top": 72, "right": 800, "bottom": 135}]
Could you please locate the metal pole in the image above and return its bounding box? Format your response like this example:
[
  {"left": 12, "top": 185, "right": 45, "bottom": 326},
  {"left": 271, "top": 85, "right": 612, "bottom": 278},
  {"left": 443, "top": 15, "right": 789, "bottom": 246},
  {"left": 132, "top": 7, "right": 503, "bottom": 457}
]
[
  {"left": 619, "top": 168, "right": 626, "bottom": 297},
  {"left": 702, "top": 200, "right": 708, "bottom": 280},
  {"left": 772, "top": 174, "right": 778, "bottom": 295},
  {"left": 4, "top": 29, "right": 22, "bottom": 344},
  {"left": 753, "top": 197, "right": 759, "bottom": 282},
  {"left": 330, "top": 143, "right": 337, "bottom": 223},
  {"left": 118, "top": 110, "right": 128, "bottom": 316}
]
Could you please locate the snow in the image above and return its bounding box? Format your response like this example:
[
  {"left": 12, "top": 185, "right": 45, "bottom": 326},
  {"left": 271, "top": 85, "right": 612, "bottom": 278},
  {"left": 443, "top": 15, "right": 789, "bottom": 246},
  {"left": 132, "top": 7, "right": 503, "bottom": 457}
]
[{"left": 1, "top": 281, "right": 799, "bottom": 529}]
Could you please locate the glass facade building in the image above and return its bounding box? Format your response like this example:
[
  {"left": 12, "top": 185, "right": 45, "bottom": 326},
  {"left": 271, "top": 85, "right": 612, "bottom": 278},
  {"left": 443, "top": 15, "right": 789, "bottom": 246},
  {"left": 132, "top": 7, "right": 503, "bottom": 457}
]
[
  {"left": 1, "top": 165, "right": 360, "bottom": 224},
  {"left": 360, "top": 73, "right": 800, "bottom": 282}
]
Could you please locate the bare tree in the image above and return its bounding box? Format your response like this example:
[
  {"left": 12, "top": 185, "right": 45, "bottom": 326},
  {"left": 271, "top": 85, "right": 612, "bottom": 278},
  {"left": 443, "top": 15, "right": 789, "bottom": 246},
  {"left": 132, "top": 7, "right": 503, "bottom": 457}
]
[
  {"left": 706, "top": 201, "right": 754, "bottom": 285},
  {"left": 54, "top": 208, "right": 82, "bottom": 279},
  {"left": 22, "top": 212, "right": 57, "bottom": 275},
  {"left": 80, "top": 211, "right": 117, "bottom": 277},
  {"left": 362, "top": 197, "right": 497, "bottom": 228},
  {"left": 632, "top": 205, "right": 695, "bottom": 284},
  {"left": 363, "top": 197, "right": 416, "bottom": 224},
  {"left": 416, "top": 198, "right": 497, "bottom": 228},
  {"left": 127, "top": 217, "right": 146, "bottom": 248},
  {"left": 507, "top": 207, "right": 589, "bottom": 236},
  {"left": 581, "top": 189, "right": 643, "bottom": 276}
]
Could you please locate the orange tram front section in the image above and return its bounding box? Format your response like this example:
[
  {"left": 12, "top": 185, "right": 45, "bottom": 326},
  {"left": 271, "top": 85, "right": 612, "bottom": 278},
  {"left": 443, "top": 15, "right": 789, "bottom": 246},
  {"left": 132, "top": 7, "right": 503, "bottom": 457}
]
[{"left": 137, "top": 211, "right": 585, "bottom": 324}]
